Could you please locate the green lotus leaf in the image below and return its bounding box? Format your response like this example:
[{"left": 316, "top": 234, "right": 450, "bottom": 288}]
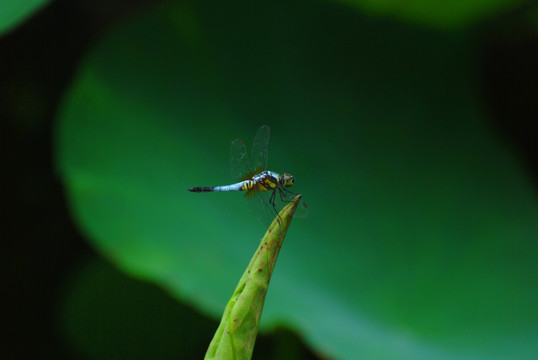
[
  {"left": 334, "top": 0, "right": 529, "bottom": 28},
  {"left": 0, "top": 0, "right": 49, "bottom": 36},
  {"left": 55, "top": 1, "right": 538, "bottom": 359}
]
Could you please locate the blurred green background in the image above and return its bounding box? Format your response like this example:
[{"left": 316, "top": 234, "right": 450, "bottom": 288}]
[{"left": 2, "top": 0, "right": 537, "bottom": 359}]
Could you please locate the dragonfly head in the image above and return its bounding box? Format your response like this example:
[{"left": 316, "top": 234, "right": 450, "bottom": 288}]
[{"left": 281, "top": 172, "right": 295, "bottom": 188}]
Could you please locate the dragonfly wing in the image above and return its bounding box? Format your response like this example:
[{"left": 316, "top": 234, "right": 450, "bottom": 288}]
[
  {"left": 245, "top": 187, "right": 308, "bottom": 227},
  {"left": 245, "top": 189, "right": 277, "bottom": 227},
  {"left": 250, "top": 125, "right": 270, "bottom": 174},
  {"left": 230, "top": 138, "right": 254, "bottom": 182}
]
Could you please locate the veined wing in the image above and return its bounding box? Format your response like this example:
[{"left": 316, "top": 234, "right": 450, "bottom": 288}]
[
  {"left": 250, "top": 125, "right": 270, "bottom": 174},
  {"left": 245, "top": 188, "right": 277, "bottom": 227},
  {"left": 245, "top": 186, "right": 309, "bottom": 227},
  {"left": 230, "top": 138, "right": 254, "bottom": 182}
]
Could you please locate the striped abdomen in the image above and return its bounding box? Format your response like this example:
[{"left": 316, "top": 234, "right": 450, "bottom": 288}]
[
  {"left": 188, "top": 180, "right": 255, "bottom": 192},
  {"left": 188, "top": 172, "right": 281, "bottom": 193}
]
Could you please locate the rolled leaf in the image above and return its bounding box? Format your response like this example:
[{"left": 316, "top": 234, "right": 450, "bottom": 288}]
[{"left": 205, "top": 195, "right": 302, "bottom": 360}]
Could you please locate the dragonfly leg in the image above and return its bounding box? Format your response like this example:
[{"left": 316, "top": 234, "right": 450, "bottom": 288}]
[
  {"left": 278, "top": 187, "right": 298, "bottom": 203},
  {"left": 268, "top": 189, "right": 283, "bottom": 225},
  {"left": 278, "top": 186, "right": 308, "bottom": 216}
]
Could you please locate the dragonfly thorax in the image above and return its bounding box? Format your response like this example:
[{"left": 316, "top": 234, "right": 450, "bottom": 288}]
[{"left": 252, "top": 170, "right": 294, "bottom": 190}]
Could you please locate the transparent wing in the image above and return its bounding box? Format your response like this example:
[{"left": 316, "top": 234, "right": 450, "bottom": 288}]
[
  {"left": 230, "top": 138, "right": 254, "bottom": 182},
  {"left": 245, "top": 189, "right": 277, "bottom": 227},
  {"left": 250, "top": 125, "right": 270, "bottom": 174},
  {"left": 295, "top": 199, "right": 308, "bottom": 218},
  {"left": 245, "top": 187, "right": 309, "bottom": 227}
]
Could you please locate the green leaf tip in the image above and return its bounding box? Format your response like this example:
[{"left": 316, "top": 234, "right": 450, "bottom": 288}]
[{"left": 204, "top": 195, "right": 302, "bottom": 360}]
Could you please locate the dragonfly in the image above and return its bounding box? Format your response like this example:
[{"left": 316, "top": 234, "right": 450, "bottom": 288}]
[{"left": 188, "top": 125, "right": 307, "bottom": 226}]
